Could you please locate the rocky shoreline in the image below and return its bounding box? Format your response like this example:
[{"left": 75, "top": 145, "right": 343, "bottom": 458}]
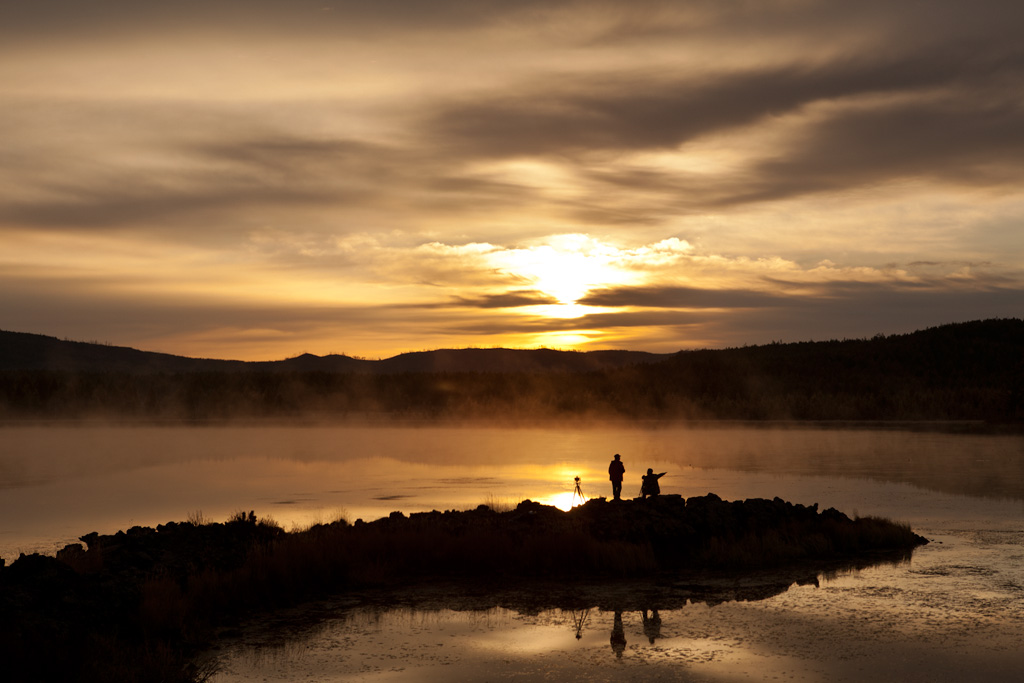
[{"left": 1, "top": 494, "right": 927, "bottom": 682}]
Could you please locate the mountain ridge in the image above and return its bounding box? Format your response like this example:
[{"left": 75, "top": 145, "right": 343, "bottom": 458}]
[{"left": 0, "top": 329, "right": 672, "bottom": 374}]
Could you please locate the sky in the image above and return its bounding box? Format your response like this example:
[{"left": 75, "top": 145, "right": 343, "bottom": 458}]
[{"left": 1, "top": 1, "right": 1022, "bottom": 361}]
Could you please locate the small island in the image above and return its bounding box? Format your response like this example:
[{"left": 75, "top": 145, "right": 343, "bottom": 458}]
[{"left": 1, "top": 494, "right": 926, "bottom": 682}]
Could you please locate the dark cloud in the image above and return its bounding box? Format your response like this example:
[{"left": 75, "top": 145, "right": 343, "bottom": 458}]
[
  {"left": 424, "top": 44, "right": 1024, "bottom": 157},
  {"left": 585, "top": 277, "right": 1024, "bottom": 311},
  {"left": 436, "top": 311, "right": 704, "bottom": 339},
  {"left": 194, "top": 137, "right": 389, "bottom": 174},
  {"left": 587, "top": 1, "right": 1024, "bottom": 53},
  {"left": 577, "top": 92, "right": 1024, "bottom": 216},
  {"left": 579, "top": 286, "right": 787, "bottom": 309},
  {"left": 0, "top": 105, "right": 550, "bottom": 237},
  {"left": 722, "top": 97, "right": 1024, "bottom": 206},
  {"left": 0, "top": 127, "right": 403, "bottom": 236},
  {"left": 451, "top": 290, "right": 560, "bottom": 309},
  {"left": 14, "top": 0, "right": 1018, "bottom": 54},
  {"left": 0, "top": 0, "right": 563, "bottom": 46},
  {"left": 0, "top": 182, "right": 337, "bottom": 232},
  {"left": 415, "top": 38, "right": 1024, "bottom": 216},
  {"left": 763, "top": 274, "right": 1023, "bottom": 296}
]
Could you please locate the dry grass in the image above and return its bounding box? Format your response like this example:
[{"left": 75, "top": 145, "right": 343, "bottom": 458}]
[
  {"left": 479, "top": 494, "right": 520, "bottom": 513},
  {"left": 186, "top": 510, "right": 210, "bottom": 526},
  {"left": 288, "top": 507, "right": 350, "bottom": 532}
]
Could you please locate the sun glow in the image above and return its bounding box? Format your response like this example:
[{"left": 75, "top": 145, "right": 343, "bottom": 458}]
[
  {"left": 536, "top": 330, "right": 599, "bottom": 347},
  {"left": 540, "top": 490, "right": 588, "bottom": 512},
  {"left": 531, "top": 466, "right": 595, "bottom": 511},
  {"left": 494, "top": 234, "right": 639, "bottom": 306},
  {"left": 529, "top": 303, "right": 598, "bottom": 320}
]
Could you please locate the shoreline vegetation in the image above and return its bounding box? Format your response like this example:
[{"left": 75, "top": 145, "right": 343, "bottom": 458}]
[
  {"left": 1, "top": 494, "right": 927, "bottom": 682},
  {"left": 1, "top": 319, "right": 1022, "bottom": 423}
]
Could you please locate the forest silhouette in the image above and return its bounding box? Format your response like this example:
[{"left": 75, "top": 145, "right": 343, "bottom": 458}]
[{"left": 1, "top": 318, "right": 1020, "bottom": 422}]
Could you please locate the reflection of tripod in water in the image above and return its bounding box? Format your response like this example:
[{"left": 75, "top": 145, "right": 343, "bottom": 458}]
[
  {"left": 572, "top": 476, "right": 587, "bottom": 506},
  {"left": 572, "top": 608, "right": 590, "bottom": 639}
]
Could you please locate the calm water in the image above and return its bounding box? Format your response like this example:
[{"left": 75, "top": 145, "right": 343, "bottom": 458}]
[{"left": 2, "top": 422, "right": 1023, "bottom": 680}]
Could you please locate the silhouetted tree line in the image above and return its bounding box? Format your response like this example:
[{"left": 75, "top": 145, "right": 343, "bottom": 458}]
[{"left": 1, "top": 319, "right": 1021, "bottom": 422}]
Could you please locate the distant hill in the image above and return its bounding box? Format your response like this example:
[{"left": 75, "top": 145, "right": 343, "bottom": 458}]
[
  {"left": 0, "top": 330, "right": 671, "bottom": 374},
  {"left": 1, "top": 319, "right": 1021, "bottom": 422},
  {"left": 0, "top": 330, "right": 249, "bottom": 373},
  {"left": 628, "top": 318, "right": 1024, "bottom": 422}
]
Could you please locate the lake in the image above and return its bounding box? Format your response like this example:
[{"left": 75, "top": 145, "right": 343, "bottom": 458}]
[{"left": 2, "top": 422, "right": 1023, "bottom": 680}]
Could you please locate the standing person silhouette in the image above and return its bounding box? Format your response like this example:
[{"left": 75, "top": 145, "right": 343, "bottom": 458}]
[
  {"left": 608, "top": 453, "right": 625, "bottom": 501},
  {"left": 640, "top": 468, "right": 666, "bottom": 499}
]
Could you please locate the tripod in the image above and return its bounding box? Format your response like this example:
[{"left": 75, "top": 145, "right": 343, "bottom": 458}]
[{"left": 572, "top": 476, "right": 587, "bottom": 506}]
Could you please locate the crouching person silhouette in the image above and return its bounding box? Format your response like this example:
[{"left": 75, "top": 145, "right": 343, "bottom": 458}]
[{"left": 640, "top": 468, "right": 666, "bottom": 499}]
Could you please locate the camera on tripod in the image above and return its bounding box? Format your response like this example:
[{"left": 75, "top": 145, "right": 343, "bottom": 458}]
[{"left": 572, "top": 475, "right": 586, "bottom": 505}]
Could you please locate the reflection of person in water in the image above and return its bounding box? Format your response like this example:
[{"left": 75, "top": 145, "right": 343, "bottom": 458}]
[
  {"left": 608, "top": 453, "right": 625, "bottom": 501},
  {"left": 640, "top": 468, "right": 666, "bottom": 498},
  {"left": 610, "top": 611, "right": 626, "bottom": 658},
  {"left": 641, "top": 609, "right": 662, "bottom": 644}
]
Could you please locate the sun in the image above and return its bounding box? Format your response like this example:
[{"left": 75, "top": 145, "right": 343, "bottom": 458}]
[
  {"left": 497, "top": 234, "right": 635, "bottom": 309},
  {"left": 517, "top": 246, "right": 596, "bottom": 304}
]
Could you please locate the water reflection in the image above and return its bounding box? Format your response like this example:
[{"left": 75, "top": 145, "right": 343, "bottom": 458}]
[
  {"left": 609, "top": 611, "right": 626, "bottom": 658},
  {"left": 209, "top": 554, "right": 916, "bottom": 681},
  {"left": 571, "top": 608, "right": 589, "bottom": 640},
  {"left": 212, "top": 527, "right": 1024, "bottom": 683},
  {"left": 600, "top": 610, "right": 658, "bottom": 655},
  {"left": 640, "top": 609, "right": 661, "bottom": 644}
]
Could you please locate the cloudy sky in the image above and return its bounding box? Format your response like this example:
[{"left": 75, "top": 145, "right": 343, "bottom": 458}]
[{"left": 1, "top": 1, "right": 1021, "bottom": 361}]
